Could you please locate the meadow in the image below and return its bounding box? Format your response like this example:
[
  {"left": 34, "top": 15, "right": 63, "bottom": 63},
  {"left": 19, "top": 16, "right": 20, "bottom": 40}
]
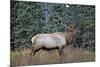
[{"left": 10, "top": 46, "right": 95, "bottom": 66}]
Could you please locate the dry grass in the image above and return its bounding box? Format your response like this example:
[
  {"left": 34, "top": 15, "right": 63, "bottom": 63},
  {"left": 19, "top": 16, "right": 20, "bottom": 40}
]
[{"left": 10, "top": 46, "right": 95, "bottom": 66}]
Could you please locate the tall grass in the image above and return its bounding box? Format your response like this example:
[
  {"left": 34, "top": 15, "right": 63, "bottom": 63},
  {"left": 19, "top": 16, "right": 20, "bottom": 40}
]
[{"left": 10, "top": 46, "right": 95, "bottom": 66}]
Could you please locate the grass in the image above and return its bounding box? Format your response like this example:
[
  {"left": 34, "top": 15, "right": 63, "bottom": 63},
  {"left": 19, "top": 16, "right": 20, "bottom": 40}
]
[{"left": 10, "top": 46, "right": 95, "bottom": 66}]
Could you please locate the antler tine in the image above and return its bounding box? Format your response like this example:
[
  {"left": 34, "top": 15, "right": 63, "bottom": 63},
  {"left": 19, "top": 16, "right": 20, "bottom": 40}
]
[
  {"left": 61, "top": 22, "right": 68, "bottom": 28},
  {"left": 70, "top": 23, "right": 76, "bottom": 28}
]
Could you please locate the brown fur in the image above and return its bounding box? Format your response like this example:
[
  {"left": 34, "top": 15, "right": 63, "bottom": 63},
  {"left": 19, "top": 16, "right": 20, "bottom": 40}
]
[
  {"left": 53, "top": 24, "right": 80, "bottom": 47},
  {"left": 30, "top": 24, "right": 80, "bottom": 62}
]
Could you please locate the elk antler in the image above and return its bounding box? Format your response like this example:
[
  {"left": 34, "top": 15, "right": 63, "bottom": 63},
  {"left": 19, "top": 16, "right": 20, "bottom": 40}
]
[
  {"left": 70, "top": 24, "right": 76, "bottom": 28},
  {"left": 60, "top": 22, "right": 68, "bottom": 28}
]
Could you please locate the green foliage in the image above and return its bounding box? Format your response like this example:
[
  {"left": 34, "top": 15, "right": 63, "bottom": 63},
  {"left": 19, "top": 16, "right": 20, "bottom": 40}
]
[
  {"left": 11, "top": 1, "right": 95, "bottom": 50},
  {"left": 11, "top": 1, "right": 43, "bottom": 49}
]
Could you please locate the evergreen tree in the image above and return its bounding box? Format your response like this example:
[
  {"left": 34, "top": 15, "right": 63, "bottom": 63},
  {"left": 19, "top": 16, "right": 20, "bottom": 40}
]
[{"left": 11, "top": 1, "right": 95, "bottom": 51}]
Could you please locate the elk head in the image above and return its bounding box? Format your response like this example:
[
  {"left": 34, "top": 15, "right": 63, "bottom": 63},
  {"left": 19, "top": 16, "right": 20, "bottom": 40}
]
[{"left": 67, "top": 24, "right": 80, "bottom": 33}]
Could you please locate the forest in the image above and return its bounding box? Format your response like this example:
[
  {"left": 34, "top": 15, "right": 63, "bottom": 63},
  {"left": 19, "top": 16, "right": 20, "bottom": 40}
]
[{"left": 11, "top": 1, "right": 95, "bottom": 66}]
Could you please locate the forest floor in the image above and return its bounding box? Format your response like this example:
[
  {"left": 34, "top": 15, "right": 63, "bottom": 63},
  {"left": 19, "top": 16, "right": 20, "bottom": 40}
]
[{"left": 10, "top": 46, "right": 95, "bottom": 66}]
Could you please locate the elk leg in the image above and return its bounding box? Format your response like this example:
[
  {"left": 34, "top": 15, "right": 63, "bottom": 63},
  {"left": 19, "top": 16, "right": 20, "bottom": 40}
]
[
  {"left": 59, "top": 47, "right": 64, "bottom": 62},
  {"left": 32, "top": 46, "right": 42, "bottom": 56},
  {"left": 30, "top": 47, "right": 38, "bottom": 56},
  {"left": 30, "top": 47, "right": 41, "bottom": 64},
  {"left": 30, "top": 47, "right": 34, "bottom": 55},
  {"left": 32, "top": 48, "right": 38, "bottom": 56},
  {"left": 67, "top": 41, "right": 72, "bottom": 49},
  {"left": 72, "top": 38, "right": 78, "bottom": 48},
  {"left": 68, "top": 39, "right": 72, "bottom": 46}
]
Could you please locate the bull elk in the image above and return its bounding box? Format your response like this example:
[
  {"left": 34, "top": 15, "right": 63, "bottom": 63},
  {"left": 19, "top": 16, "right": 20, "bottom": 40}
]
[{"left": 30, "top": 24, "right": 80, "bottom": 61}]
